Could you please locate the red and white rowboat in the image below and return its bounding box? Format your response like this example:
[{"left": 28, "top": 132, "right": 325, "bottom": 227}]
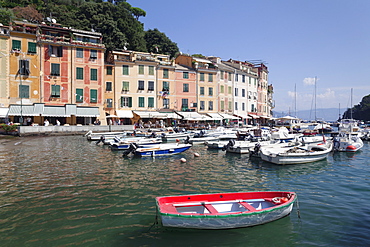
[{"left": 156, "top": 191, "right": 297, "bottom": 229}]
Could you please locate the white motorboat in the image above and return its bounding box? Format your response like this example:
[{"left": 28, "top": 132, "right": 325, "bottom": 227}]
[{"left": 260, "top": 140, "right": 333, "bottom": 165}]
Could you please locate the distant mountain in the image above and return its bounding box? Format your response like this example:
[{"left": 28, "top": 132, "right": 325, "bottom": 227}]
[{"left": 273, "top": 108, "right": 344, "bottom": 122}]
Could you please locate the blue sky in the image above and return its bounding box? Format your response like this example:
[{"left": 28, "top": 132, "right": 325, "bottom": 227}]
[{"left": 134, "top": 0, "right": 370, "bottom": 115}]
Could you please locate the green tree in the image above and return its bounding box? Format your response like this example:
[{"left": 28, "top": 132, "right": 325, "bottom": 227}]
[
  {"left": 131, "top": 7, "right": 146, "bottom": 20},
  {"left": 0, "top": 8, "right": 14, "bottom": 25},
  {"left": 144, "top": 28, "right": 179, "bottom": 58}
]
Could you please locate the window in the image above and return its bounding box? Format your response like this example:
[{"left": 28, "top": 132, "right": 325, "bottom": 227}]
[
  {"left": 251, "top": 104, "right": 255, "bottom": 112},
  {"left": 208, "top": 87, "right": 213, "bottom": 96},
  {"left": 228, "top": 86, "right": 232, "bottom": 94},
  {"left": 49, "top": 45, "right": 63, "bottom": 57},
  {"left": 248, "top": 91, "right": 252, "bottom": 99},
  {"left": 90, "top": 49, "right": 97, "bottom": 59},
  {"left": 90, "top": 69, "right": 97, "bottom": 81},
  {"left": 183, "top": 72, "right": 189, "bottom": 79},
  {"left": 51, "top": 85, "right": 60, "bottom": 97},
  {"left": 200, "top": 87, "right": 204, "bottom": 95},
  {"left": 209, "top": 101, "right": 213, "bottom": 110},
  {"left": 220, "top": 85, "right": 224, "bottom": 93},
  {"left": 138, "top": 97, "right": 144, "bottom": 107},
  {"left": 221, "top": 71, "right": 224, "bottom": 80},
  {"left": 208, "top": 73, "right": 213, "bottom": 82},
  {"left": 106, "top": 66, "right": 113, "bottom": 75},
  {"left": 19, "top": 60, "right": 30, "bottom": 75},
  {"left": 148, "top": 81, "right": 154, "bottom": 91},
  {"left": 242, "top": 102, "right": 245, "bottom": 111},
  {"left": 235, "top": 88, "right": 238, "bottom": 96},
  {"left": 163, "top": 98, "right": 169, "bottom": 109},
  {"left": 123, "top": 65, "right": 129, "bottom": 75},
  {"left": 107, "top": 98, "right": 113, "bottom": 108},
  {"left": 163, "top": 69, "right": 169, "bottom": 78},
  {"left": 148, "top": 97, "right": 154, "bottom": 108},
  {"left": 200, "top": 73, "right": 204, "bottom": 81},
  {"left": 228, "top": 101, "right": 232, "bottom": 111},
  {"left": 90, "top": 89, "right": 97, "bottom": 103},
  {"left": 148, "top": 66, "right": 154, "bottom": 75},
  {"left": 51, "top": 63, "right": 60, "bottom": 76},
  {"left": 228, "top": 72, "right": 232, "bottom": 81},
  {"left": 12, "top": 40, "right": 21, "bottom": 50},
  {"left": 221, "top": 101, "right": 225, "bottom": 110},
  {"left": 200, "top": 101, "right": 205, "bottom": 110},
  {"left": 106, "top": 81, "right": 112, "bottom": 91},
  {"left": 28, "top": 42, "right": 36, "bottom": 54},
  {"left": 235, "top": 102, "right": 238, "bottom": 110},
  {"left": 122, "top": 81, "right": 129, "bottom": 92},
  {"left": 242, "top": 89, "right": 245, "bottom": 97},
  {"left": 162, "top": 81, "right": 169, "bottom": 91},
  {"left": 183, "top": 83, "right": 189, "bottom": 92},
  {"left": 76, "top": 89, "right": 83, "bottom": 103},
  {"left": 19, "top": 85, "right": 29, "bottom": 98},
  {"left": 182, "top": 99, "right": 188, "bottom": 111},
  {"left": 138, "top": 65, "right": 144, "bottom": 74},
  {"left": 235, "top": 74, "right": 238, "bottom": 82},
  {"left": 76, "top": 67, "right": 83, "bottom": 80},
  {"left": 138, "top": 80, "right": 144, "bottom": 90},
  {"left": 242, "top": 75, "right": 246, "bottom": 83},
  {"left": 121, "top": 97, "right": 132, "bottom": 107},
  {"left": 76, "top": 48, "right": 83, "bottom": 58}
]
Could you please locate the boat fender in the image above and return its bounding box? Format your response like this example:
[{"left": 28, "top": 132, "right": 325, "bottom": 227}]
[
  {"left": 272, "top": 197, "right": 288, "bottom": 204},
  {"left": 180, "top": 158, "right": 187, "bottom": 163},
  {"left": 193, "top": 152, "right": 200, "bottom": 157}
]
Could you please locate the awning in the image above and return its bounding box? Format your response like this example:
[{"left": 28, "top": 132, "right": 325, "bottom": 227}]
[
  {"left": 116, "top": 110, "right": 133, "bottom": 118},
  {"left": 176, "top": 111, "right": 205, "bottom": 120},
  {"left": 76, "top": 107, "right": 100, "bottom": 117},
  {"left": 206, "top": 113, "right": 223, "bottom": 120},
  {"left": 8, "top": 105, "right": 39, "bottom": 116},
  {"left": 218, "top": 113, "right": 240, "bottom": 120},
  {"left": 165, "top": 113, "right": 182, "bottom": 119},
  {"left": 42, "top": 106, "right": 70, "bottom": 117},
  {"left": 133, "top": 111, "right": 168, "bottom": 119},
  {"left": 248, "top": 114, "right": 259, "bottom": 119},
  {"left": 0, "top": 108, "right": 9, "bottom": 118}
]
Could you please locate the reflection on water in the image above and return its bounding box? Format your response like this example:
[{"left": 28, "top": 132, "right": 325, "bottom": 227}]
[{"left": 0, "top": 135, "right": 369, "bottom": 246}]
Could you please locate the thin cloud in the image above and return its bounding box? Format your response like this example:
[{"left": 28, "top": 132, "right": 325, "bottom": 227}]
[{"left": 303, "top": 77, "right": 318, "bottom": 86}]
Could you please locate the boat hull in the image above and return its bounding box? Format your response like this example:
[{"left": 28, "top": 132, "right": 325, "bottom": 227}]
[
  {"left": 156, "top": 191, "right": 296, "bottom": 229},
  {"left": 134, "top": 144, "right": 192, "bottom": 157}
]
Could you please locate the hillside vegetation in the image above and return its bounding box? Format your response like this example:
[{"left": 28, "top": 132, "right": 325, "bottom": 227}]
[{"left": 0, "top": 0, "right": 179, "bottom": 57}]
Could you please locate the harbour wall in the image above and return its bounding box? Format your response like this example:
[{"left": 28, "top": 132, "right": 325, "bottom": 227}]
[{"left": 6, "top": 125, "right": 135, "bottom": 137}]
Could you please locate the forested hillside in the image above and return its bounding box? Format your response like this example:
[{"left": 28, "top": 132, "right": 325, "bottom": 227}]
[
  {"left": 0, "top": 0, "right": 179, "bottom": 57},
  {"left": 343, "top": 94, "right": 370, "bottom": 121}
]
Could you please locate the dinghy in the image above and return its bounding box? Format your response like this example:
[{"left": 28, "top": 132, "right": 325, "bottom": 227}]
[{"left": 156, "top": 191, "right": 296, "bottom": 229}]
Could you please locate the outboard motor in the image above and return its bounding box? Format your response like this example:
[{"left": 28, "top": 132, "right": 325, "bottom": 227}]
[
  {"left": 95, "top": 135, "right": 105, "bottom": 145},
  {"left": 184, "top": 136, "right": 191, "bottom": 144},
  {"left": 122, "top": 143, "right": 138, "bottom": 157},
  {"left": 250, "top": 143, "right": 261, "bottom": 157},
  {"left": 222, "top": 139, "right": 235, "bottom": 151}
]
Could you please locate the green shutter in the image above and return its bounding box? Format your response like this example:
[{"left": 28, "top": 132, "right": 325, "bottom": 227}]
[
  {"left": 163, "top": 69, "right": 168, "bottom": 78},
  {"left": 122, "top": 81, "right": 129, "bottom": 91},
  {"left": 148, "top": 97, "right": 154, "bottom": 107},
  {"left": 90, "top": 89, "right": 97, "bottom": 103},
  {"left": 19, "top": 85, "right": 29, "bottom": 98},
  {"left": 90, "top": 69, "right": 97, "bottom": 80},
  {"left": 12, "top": 40, "right": 21, "bottom": 50},
  {"left": 163, "top": 81, "right": 169, "bottom": 91},
  {"left": 76, "top": 89, "right": 83, "bottom": 102},
  {"left": 51, "top": 85, "right": 61, "bottom": 97},
  {"left": 138, "top": 97, "right": 144, "bottom": 107},
  {"left": 139, "top": 65, "right": 144, "bottom": 74},
  {"left": 128, "top": 97, "right": 132, "bottom": 107},
  {"left": 123, "top": 65, "right": 129, "bottom": 75},
  {"left": 107, "top": 66, "right": 112, "bottom": 75},
  {"left": 76, "top": 68, "right": 83, "bottom": 80},
  {"left": 149, "top": 66, "right": 154, "bottom": 75},
  {"left": 200, "top": 73, "right": 204, "bottom": 81},
  {"left": 28, "top": 42, "right": 36, "bottom": 53}
]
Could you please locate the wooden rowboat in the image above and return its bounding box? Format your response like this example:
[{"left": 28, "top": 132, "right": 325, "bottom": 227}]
[{"left": 156, "top": 191, "right": 296, "bottom": 229}]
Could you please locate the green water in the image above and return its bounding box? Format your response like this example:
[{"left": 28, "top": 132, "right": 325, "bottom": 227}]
[{"left": 0, "top": 135, "right": 369, "bottom": 246}]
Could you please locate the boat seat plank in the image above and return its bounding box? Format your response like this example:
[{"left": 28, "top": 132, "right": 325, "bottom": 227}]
[
  {"left": 239, "top": 202, "right": 257, "bottom": 212},
  {"left": 202, "top": 203, "right": 219, "bottom": 214}
]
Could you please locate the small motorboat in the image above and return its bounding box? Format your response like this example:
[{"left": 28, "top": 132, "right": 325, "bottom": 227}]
[
  {"left": 260, "top": 140, "right": 333, "bottom": 165},
  {"left": 122, "top": 143, "right": 192, "bottom": 157},
  {"left": 156, "top": 191, "right": 297, "bottom": 229},
  {"left": 110, "top": 137, "right": 162, "bottom": 150}
]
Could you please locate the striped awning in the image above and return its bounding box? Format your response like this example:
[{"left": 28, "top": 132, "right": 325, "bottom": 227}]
[
  {"left": 7, "top": 105, "right": 39, "bottom": 116},
  {"left": 206, "top": 113, "right": 223, "bottom": 120},
  {"left": 76, "top": 107, "right": 100, "bottom": 117},
  {"left": 218, "top": 113, "right": 240, "bottom": 120},
  {"left": 42, "top": 106, "right": 70, "bottom": 117},
  {"left": 0, "top": 108, "right": 9, "bottom": 118},
  {"left": 133, "top": 111, "right": 168, "bottom": 119},
  {"left": 116, "top": 110, "right": 134, "bottom": 118}
]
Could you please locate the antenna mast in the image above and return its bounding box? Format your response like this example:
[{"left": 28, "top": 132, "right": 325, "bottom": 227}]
[{"left": 314, "top": 76, "right": 317, "bottom": 121}]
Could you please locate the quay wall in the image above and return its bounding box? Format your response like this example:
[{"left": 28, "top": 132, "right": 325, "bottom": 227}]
[{"left": 13, "top": 125, "right": 135, "bottom": 137}]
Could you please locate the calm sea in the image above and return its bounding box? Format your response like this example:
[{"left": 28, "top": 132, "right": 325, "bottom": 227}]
[{"left": 0, "top": 135, "right": 369, "bottom": 247}]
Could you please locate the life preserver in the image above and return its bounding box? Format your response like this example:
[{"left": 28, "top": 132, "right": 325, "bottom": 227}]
[{"left": 272, "top": 197, "right": 281, "bottom": 204}]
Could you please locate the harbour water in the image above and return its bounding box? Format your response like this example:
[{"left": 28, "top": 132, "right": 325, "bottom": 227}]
[{"left": 0, "top": 135, "right": 369, "bottom": 246}]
